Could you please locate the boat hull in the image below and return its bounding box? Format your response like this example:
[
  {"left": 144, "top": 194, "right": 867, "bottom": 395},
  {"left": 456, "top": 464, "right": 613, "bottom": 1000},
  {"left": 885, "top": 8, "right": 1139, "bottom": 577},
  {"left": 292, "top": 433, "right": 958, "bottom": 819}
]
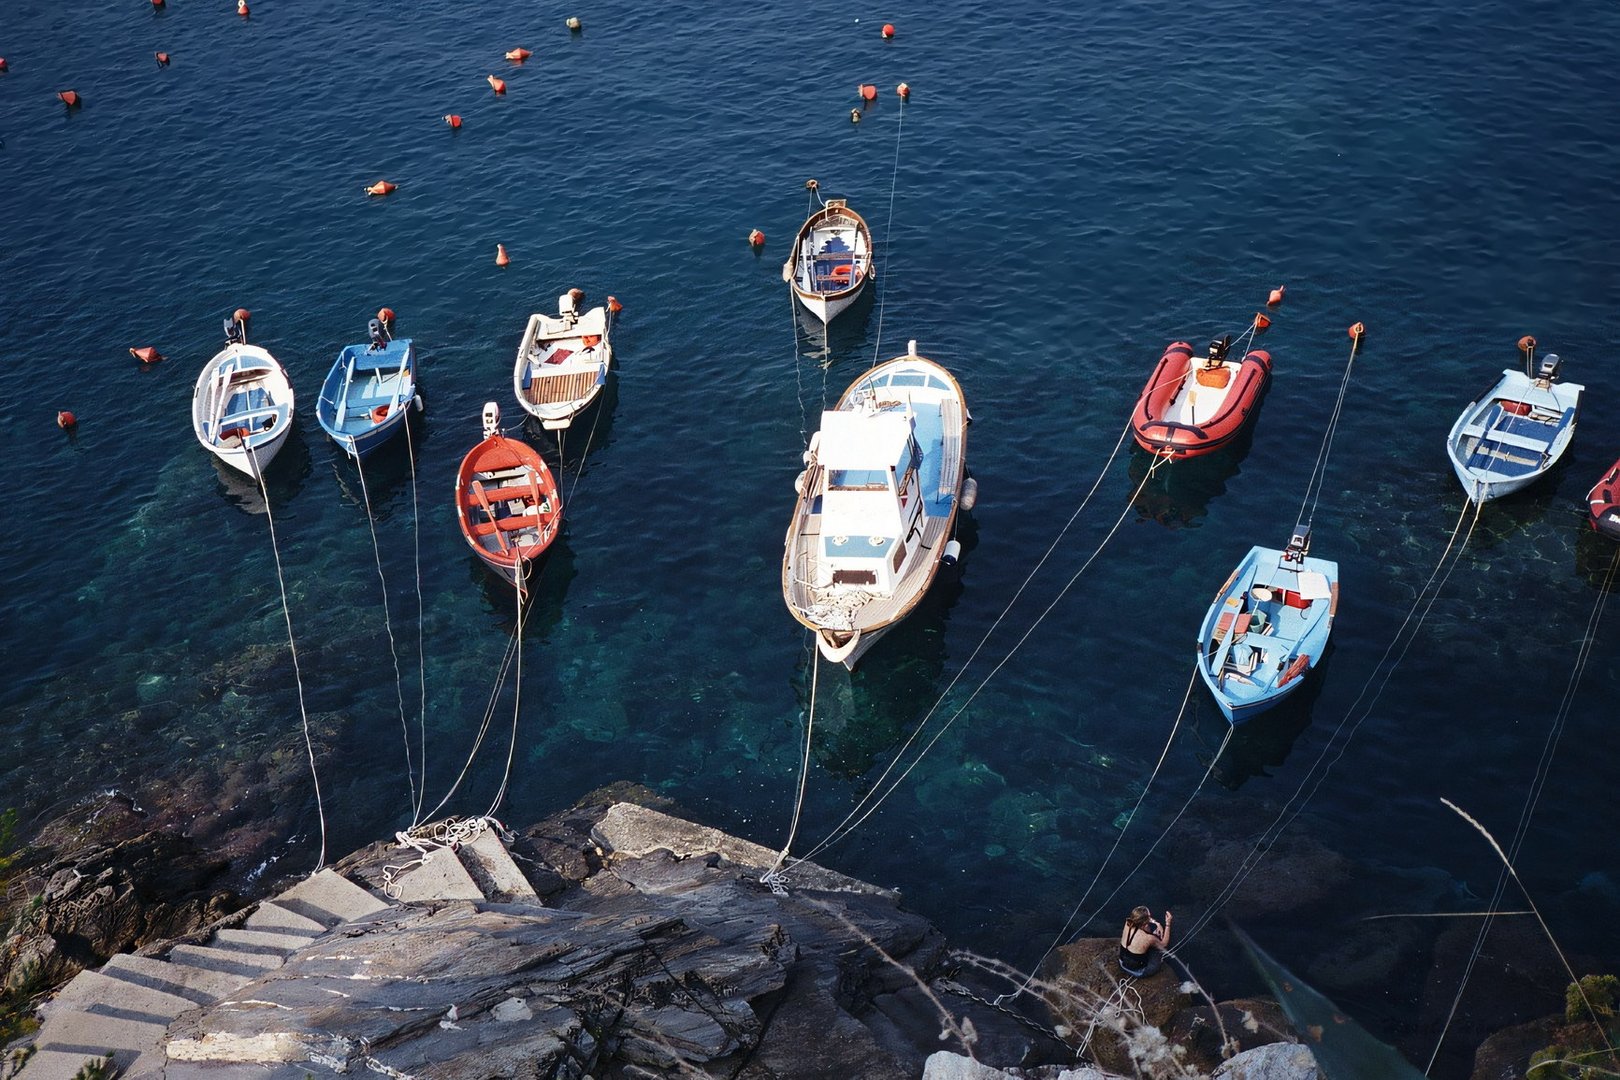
[
  {"left": 785, "top": 200, "right": 875, "bottom": 326},
  {"left": 1196, "top": 546, "right": 1339, "bottom": 724},
  {"left": 1445, "top": 368, "right": 1582, "bottom": 504},
  {"left": 455, "top": 433, "right": 562, "bottom": 599},
  {"left": 1588, "top": 458, "right": 1620, "bottom": 540},
  {"left": 782, "top": 350, "right": 969, "bottom": 670},
  {"left": 316, "top": 338, "right": 418, "bottom": 459},
  {"left": 192, "top": 343, "right": 295, "bottom": 478},
  {"left": 1131, "top": 343, "right": 1272, "bottom": 459}
]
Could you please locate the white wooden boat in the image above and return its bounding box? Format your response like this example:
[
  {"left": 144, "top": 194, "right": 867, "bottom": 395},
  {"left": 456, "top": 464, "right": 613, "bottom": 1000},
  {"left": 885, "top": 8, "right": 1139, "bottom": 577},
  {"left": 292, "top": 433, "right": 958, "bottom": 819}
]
[
  {"left": 512, "top": 289, "right": 614, "bottom": 431},
  {"left": 781, "top": 198, "right": 874, "bottom": 325},
  {"left": 783, "top": 342, "right": 974, "bottom": 668},
  {"left": 192, "top": 317, "right": 294, "bottom": 478}
]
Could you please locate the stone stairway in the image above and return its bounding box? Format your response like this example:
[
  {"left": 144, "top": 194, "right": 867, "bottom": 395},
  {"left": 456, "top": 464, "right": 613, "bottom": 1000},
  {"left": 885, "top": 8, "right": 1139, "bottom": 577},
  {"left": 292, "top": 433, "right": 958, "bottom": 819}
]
[{"left": 18, "top": 865, "right": 397, "bottom": 1079}]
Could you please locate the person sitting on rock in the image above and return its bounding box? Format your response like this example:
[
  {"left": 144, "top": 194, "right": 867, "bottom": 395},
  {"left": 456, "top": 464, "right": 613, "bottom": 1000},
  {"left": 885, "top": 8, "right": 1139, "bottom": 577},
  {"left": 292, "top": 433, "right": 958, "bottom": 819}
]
[{"left": 1119, "top": 905, "right": 1171, "bottom": 978}]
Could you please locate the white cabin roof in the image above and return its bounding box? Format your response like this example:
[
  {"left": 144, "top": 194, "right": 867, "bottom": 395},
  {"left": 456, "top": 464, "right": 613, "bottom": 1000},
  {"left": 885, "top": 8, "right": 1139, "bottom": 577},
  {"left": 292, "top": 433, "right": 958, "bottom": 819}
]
[{"left": 817, "top": 409, "right": 912, "bottom": 471}]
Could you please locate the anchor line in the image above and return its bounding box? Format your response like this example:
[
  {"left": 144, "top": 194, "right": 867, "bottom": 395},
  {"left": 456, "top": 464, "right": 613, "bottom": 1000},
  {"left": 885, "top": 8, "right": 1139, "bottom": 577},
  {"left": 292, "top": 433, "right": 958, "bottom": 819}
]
[
  {"left": 402, "top": 399, "right": 429, "bottom": 829},
  {"left": 1296, "top": 330, "right": 1362, "bottom": 531},
  {"left": 1426, "top": 543, "right": 1620, "bottom": 1071},
  {"left": 762, "top": 649, "right": 820, "bottom": 893},
  {"left": 246, "top": 440, "right": 328, "bottom": 870},
  {"left": 349, "top": 436, "right": 420, "bottom": 825},
  {"left": 1178, "top": 498, "right": 1483, "bottom": 948},
  {"left": 485, "top": 561, "right": 528, "bottom": 817},
  {"left": 869, "top": 97, "right": 906, "bottom": 369}
]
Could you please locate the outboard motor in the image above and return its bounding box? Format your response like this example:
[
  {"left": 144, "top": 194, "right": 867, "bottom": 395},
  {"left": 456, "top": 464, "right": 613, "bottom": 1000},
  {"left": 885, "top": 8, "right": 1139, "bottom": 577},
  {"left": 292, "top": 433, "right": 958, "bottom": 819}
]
[
  {"left": 223, "top": 315, "right": 245, "bottom": 345},
  {"left": 481, "top": 401, "right": 501, "bottom": 439},
  {"left": 1537, "top": 353, "right": 1562, "bottom": 385},
  {"left": 1281, "top": 523, "right": 1312, "bottom": 564},
  {"left": 368, "top": 318, "right": 387, "bottom": 350},
  {"left": 1207, "top": 334, "right": 1232, "bottom": 366}
]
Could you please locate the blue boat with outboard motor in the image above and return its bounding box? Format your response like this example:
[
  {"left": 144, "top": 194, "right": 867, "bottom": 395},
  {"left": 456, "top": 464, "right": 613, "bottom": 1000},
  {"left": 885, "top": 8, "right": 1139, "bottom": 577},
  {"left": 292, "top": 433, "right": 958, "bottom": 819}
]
[
  {"left": 1446, "top": 340, "right": 1581, "bottom": 505},
  {"left": 1196, "top": 528, "right": 1339, "bottom": 724},
  {"left": 316, "top": 308, "right": 421, "bottom": 459}
]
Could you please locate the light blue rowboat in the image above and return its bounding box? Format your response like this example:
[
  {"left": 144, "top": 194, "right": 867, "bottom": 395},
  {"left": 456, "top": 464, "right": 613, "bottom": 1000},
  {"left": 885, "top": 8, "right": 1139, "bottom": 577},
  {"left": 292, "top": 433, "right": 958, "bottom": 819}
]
[
  {"left": 316, "top": 323, "right": 420, "bottom": 459},
  {"left": 1446, "top": 355, "right": 1582, "bottom": 505},
  {"left": 1196, "top": 533, "right": 1339, "bottom": 724}
]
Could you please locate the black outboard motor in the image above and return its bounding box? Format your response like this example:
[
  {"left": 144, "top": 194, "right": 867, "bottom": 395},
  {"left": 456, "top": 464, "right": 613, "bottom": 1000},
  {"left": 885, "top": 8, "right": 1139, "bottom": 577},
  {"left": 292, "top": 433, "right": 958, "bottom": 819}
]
[
  {"left": 223, "top": 315, "right": 245, "bottom": 345},
  {"left": 1207, "top": 334, "right": 1232, "bottom": 366},
  {"left": 368, "top": 318, "right": 387, "bottom": 350},
  {"left": 1281, "top": 523, "right": 1312, "bottom": 564}
]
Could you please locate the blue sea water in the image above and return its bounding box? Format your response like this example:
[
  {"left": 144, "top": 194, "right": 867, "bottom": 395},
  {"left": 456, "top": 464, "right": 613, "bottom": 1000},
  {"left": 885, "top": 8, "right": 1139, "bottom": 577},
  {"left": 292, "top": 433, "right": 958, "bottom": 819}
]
[{"left": 3, "top": 0, "right": 1620, "bottom": 1072}]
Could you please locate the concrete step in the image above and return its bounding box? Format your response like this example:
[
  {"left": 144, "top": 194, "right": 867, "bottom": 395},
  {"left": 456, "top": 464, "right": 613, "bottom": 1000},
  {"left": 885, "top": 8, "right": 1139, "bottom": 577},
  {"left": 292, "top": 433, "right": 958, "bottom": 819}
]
[
  {"left": 35, "top": 1007, "right": 166, "bottom": 1053},
  {"left": 48, "top": 968, "right": 197, "bottom": 1021},
  {"left": 209, "top": 927, "right": 308, "bottom": 955},
  {"left": 394, "top": 848, "right": 485, "bottom": 903},
  {"left": 16, "top": 1047, "right": 148, "bottom": 1080},
  {"left": 165, "top": 943, "right": 285, "bottom": 980},
  {"left": 271, "top": 867, "right": 390, "bottom": 926},
  {"left": 241, "top": 898, "right": 327, "bottom": 938},
  {"left": 98, "top": 953, "right": 240, "bottom": 1005},
  {"left": 460, "top": 828, "right": 539, "bottom": 902}
]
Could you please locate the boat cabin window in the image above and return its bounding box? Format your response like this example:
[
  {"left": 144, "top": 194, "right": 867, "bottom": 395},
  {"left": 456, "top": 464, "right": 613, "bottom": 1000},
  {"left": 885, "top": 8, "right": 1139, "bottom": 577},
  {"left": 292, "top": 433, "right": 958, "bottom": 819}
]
[
  {"left": 832, "top": 569, "right": 878, "bottom": 586},
  {"left": 828, "top": 468, "right": 890, "bottom": 490}
]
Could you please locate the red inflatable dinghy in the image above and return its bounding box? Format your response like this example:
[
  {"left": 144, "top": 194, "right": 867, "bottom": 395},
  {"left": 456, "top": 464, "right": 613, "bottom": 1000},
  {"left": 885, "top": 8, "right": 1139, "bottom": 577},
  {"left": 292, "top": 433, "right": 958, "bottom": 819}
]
[
  {"left": 1589, "top": 457, "right": 1620, "bottom": 541},
  {"left": 1131, "top": 338, "right": 1272, "bottom": 460}
]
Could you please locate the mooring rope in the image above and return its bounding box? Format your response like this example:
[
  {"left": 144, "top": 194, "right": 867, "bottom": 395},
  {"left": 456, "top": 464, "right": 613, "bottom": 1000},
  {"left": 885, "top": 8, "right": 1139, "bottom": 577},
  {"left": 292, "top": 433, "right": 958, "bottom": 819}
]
[
  {"left": 1296, "top": 328, "right": 1363, "bottom": 530},
  {"left": 348, "top": 438, "right": 420, "bottom": 825},
  {"left": 1426, "top": 543, "right": 1620, "bottom": 1071},
  {"left": 762, "top": 649, "right": 820, "bottom": 893},
  {"left": 485, "top": 561, "right": 529, "bottom": 817},
  {"left": 246, "top": 441, "right": 328, "bottom": 870},
  {"left": 401, "top": 400, "right": 429, "bottom": 828},
  {"left": 869, "top": 96, "right": 906, "bottom": 369}
]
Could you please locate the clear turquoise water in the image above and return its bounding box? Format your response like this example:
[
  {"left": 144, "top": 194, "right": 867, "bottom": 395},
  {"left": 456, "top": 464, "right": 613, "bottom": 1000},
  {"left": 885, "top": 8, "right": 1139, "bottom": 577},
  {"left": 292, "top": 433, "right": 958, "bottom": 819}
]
[{"left": 4, "top": 1, "right": 1620, "bottom": 1071}]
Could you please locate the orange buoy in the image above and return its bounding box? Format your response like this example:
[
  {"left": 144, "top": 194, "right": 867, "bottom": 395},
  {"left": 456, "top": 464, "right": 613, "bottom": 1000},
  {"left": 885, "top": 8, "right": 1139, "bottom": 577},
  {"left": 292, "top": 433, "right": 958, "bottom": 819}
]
[
  {"left": 487, "top": 75, "right": 507, "bottom": 94},
  {"left": 233, "top": 308, "right": 252, "bottom": 324},
  {"left": 152, "top": 0, "right": 165, "bottom": 8},
  {"left": 377, "top": 307, "right": 396, "bottom": 325},
  {"left": 1267, "top": 285, "right": 1286, "bottom": 306},
  {"left": 57, "top": 89, "right": 82, "bottom": 107},
  {"left": 881, "top": 23, "right": 895, "bottom": 38},
  {"left": 155, "top": 51, "right": 171, "bottom": 67},
  {"left": 365, "top": 180, "right": 397, "bottom": 197},
  {"left": 566, "top": 16, "right": 582, "bottom": 31},
  {"left": 1517, "top": 334, "right": 1537, "bottom": 353},
  {"left": 505, "top": 47, "right": 531, "bottom": 62},
  {"left": 495, "top": 243, "right": 510, "bottom": 267},
  {"left": 370, "top": 404, "right": 391, "bottom": 422},
  {"left": 747, "top": 229, "right": 765, "bottom": 249},
  {"left": 237, "top": 0, "right": 249, "bottom": 15},
  {"left": 897, "top": 82, "right": 910, "bottom": 100},
  {"left": 1348, "top": 321, "right": 1365, "bottom": 341},
  {"left": 568, "top": 287, "right": 587, "bottom": 304},
  {"left": 444, "top": 113, "right": 462, "bottom": 129},
  {"left": 1253, "top": 313, "right": 1271, "bottom": 331},
  {"left": 606, "top": 295, "right": 622, "bottom": 314},
  {"left": 859, "top": 84, "right": 877, "bottom": 102},
  {"left": 0, "top": 58, "right": 8, "bottom": 73},
  {"left": 57, "top": 411, "right": 78, "bottom": 430},
  {"left": 129, "top": 346, "right": 165, "bottom": 364}
]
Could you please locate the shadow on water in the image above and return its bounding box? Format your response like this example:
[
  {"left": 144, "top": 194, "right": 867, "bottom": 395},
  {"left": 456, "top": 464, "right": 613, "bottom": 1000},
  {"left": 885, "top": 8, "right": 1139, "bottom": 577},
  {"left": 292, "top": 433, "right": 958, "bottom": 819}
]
[
  {"left": 1128, "top": 416, "right": 1261, "bottom": 530},
  {"left": 1574, "top": 526, "right": 1620, "bottom": 592},
  {"left": 529, "top": 372, "right": 623, "bottom": 481},
  {"left": 327, "top": 411, "right": 431, "bottom": 518},
  {"left": 792, "top": 282, "right": 877, "bottom": 367},
  {"left": 1190, "top": 642, "right": 1335, "bottom": 791},
  {"left": 466, "top": 533, "right": 577, "bottom": 640},
  {"left": 211, "top": 428, "right": 313, "bottom": 516}
]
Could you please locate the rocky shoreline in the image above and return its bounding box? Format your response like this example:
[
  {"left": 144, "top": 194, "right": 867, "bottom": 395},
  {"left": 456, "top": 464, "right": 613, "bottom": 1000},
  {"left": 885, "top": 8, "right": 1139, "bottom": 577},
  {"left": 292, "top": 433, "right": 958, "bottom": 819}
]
[{"left": 0, "top": 786, "right": 1584, "bottom": 1078}]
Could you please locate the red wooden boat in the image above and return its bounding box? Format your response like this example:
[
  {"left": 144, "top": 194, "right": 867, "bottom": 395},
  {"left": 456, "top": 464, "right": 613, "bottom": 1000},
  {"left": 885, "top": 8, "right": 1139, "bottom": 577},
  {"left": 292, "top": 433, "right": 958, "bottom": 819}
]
[
  {"left": 1131, "top": 338, "right": 1272, "bottom": 460},
  {"left": 1588, "top": 457, "right": 1620, "bottom": 541},
  {"left": 456, "top": 403, "right": 562, "bottom": 597}
]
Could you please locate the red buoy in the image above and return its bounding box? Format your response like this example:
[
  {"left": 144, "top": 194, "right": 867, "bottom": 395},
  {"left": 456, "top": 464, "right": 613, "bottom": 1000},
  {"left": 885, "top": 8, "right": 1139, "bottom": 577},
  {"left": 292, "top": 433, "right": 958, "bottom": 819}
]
[
  {"left": 1518, "top": 334, "right": 1537, "bottom": 353},
  {"left": 859, "top": 84, "right": 877, "bottom": 102},
  {"left": 57, "top": 411, "right": 77, "bottom": 430},
  {"left": 237, "top": 0, "right": 249, "bottom": 15},
  {"left": 1267, "top": 285, "right": 1286, "bottom": 306},
  {"left": 129, "top": 346, "right": 165, "bottom": 364},
  {"left": 606, "top": 295, "right": 623, "bottom": 314},
  {"left": 568, "top": 287, "right": 587, "bottom": 304},
  {"left": 1253, "top": 313, "right": 1271, "bottom": 331},
  {"left": 748, "top": 228, "right": 765, "bottom": 249},
  {"left": 444, "top": 113, "right": 462, "bottom": 129},
  {"left": 0, "top": 58, "right": 8, "bottom": 73},
  {"left": 155, "top": 51, "right": 171, "bottom": 67},
  {"left": 152, "top": 0, "right": 165, "bottom": 8},
  {"left": 377, "top": 307, "right": 396, "bottom": 325},
  {"left": 897, "top": 82, "right": 910, "bottom": 100},
  {"left": 487, "top": 75, "right": 507, "bottom": 94},
  {"left": 365, "top": 180, "right": 398, "bottom": 197},
  {"left": 881, "top": 23, "right": 896, "bottom": 38},
  {"left": 495, "top": 243, "right": 510, "bottom": 267},
  {"left": 233, "top": 308, "right": 252, "bottom": 324},
  {"left": 505, "top": 47, "right": 531, "bottom": 62},
  {"left": 57, "top": 89, "right": 82, "bottom": 107},
  {"left": 1348, "top": 321, "right": 1365, "bottom": 341}
]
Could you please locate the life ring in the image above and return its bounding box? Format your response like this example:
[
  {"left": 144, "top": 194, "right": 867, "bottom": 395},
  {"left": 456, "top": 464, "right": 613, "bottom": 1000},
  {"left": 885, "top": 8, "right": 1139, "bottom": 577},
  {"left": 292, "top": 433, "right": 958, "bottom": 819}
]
[
  {"left": 371, "top": 404, "right": 391, "bottom": 422},
  {"left": 1500, "top": 400, "right": 1531, "bottom": 417},
  {"left": 830, "top": 264, "right": 852, "bottom": 281}
]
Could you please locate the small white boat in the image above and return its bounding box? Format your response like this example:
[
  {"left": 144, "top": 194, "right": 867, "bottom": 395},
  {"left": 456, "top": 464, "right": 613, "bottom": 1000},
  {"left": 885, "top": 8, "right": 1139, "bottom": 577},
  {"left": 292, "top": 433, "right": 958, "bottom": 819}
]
[
  {"left": 512, "top": 289, "right": 616, "bottom": 431},
  {"left": 1446, "top": 352, "right": 1582, "bottom": 504},
  {"left": 783, "top": 341, "right": 974, "bottom": 669},
  {"left": 781, "top": 196, "right": 874, "bottom": 325},
  {"left": 192, "top": 313, "right": 294, "bottom": 478}
]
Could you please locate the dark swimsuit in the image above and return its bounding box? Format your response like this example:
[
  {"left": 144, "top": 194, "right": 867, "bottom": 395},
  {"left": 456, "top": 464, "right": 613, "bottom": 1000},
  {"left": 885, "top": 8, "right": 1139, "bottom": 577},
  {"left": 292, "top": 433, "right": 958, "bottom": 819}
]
[{"left": 1118, "top": 924, "right": 1163, "bottom": 977}]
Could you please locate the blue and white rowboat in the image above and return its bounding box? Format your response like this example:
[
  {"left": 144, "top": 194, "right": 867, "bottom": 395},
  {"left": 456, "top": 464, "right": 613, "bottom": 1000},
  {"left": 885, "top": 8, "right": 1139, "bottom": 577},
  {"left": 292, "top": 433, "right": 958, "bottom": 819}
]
[
  {"left": 316, "top": 317, "right": 420, "bottom": 459},
  {"left": 1196, "top": 531, "right": 1339, "bottom": 724},
  {"left": 192, "top": 318, "right": 294, "bottom": 479},
  {"left": 1446, "top": 354, "right": 1582, "bottom": 504}
]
